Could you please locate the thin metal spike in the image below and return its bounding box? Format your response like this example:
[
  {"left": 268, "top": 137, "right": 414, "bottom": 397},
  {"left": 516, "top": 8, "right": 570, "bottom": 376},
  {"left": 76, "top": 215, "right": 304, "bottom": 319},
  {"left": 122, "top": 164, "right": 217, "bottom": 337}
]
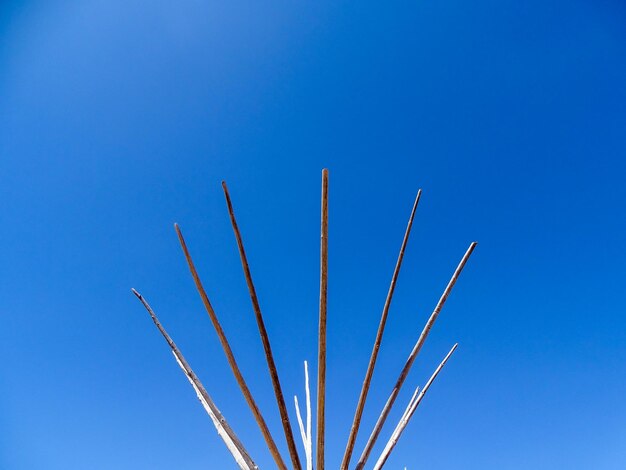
[
  {"left": 374, "top": 344, "right": 458, "bottom": 470},
  {"left": 355, "top": 242, "right": 476, "bottom": 470},
  {"left": 175, "top": 225, "right": 288, "bottom": 470},
  {"left": 317, "top": 168, "right": 329, "bottom": 470},
  {"left": 222, "top": 181, "right": 303, "bottom": 470},
  {"left": 131, "top": 289, "right": 258, "bottom": 470},
  {"left": 341, "top": 189, "right": 422, "bottom": 470}
]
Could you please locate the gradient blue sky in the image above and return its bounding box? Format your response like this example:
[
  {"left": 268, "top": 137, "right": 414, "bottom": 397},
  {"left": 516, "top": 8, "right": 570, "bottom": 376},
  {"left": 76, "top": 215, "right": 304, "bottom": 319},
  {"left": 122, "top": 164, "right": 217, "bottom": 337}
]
[{"left": 1, "top": 1, "right": 626, "bottom": 469}]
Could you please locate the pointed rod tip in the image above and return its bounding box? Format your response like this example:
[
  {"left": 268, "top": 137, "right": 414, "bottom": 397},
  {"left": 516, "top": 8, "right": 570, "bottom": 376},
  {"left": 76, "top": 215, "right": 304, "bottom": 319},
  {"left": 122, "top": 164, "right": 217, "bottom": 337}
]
[{"left": 414, "top": 188, "right": 423, "bottom": 203}]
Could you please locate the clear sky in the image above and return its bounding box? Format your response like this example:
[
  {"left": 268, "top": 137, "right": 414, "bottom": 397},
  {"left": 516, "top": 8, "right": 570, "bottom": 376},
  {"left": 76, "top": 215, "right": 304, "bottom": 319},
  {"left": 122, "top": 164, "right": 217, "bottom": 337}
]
[{"left": 1, "top": 1, "right": 625, "bottom": 469}]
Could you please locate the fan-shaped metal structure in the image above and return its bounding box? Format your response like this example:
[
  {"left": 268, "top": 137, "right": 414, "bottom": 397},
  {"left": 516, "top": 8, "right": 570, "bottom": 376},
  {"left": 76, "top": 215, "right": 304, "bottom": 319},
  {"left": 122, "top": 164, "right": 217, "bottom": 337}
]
[{"left": 132, "top": 169, "right": 476, "bottom": 469}]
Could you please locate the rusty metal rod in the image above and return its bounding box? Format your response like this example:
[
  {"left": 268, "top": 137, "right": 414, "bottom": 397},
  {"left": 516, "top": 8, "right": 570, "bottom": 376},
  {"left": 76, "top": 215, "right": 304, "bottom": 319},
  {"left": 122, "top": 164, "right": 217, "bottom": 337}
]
[
  {"left": 355, "top": 242, "right": 477, "bottom": 470},
  {"left": 316, "top": 168, "right": 329, "bottom": 470},
  {"left": 175, "top": 224, "right": 288, "bottom": 470},
  {"left": 222, "top": 181, "right": 303, "bottom": 470},
  {"left": 340, "top": 189, "right": 422, "bottom": 470}
]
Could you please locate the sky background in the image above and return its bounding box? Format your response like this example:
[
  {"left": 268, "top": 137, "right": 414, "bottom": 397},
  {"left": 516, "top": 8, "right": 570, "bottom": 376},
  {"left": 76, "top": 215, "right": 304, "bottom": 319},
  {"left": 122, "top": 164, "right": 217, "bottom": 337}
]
[{"left": 1, "top": 1, "right": 626, "bottom": 469}]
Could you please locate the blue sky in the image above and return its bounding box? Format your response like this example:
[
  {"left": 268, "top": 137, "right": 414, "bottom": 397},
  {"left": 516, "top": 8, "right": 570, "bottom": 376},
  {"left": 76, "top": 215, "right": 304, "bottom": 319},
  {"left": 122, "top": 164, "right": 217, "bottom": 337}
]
[{"left": 1, "top": 1, "right": 625, "bottom": 468}]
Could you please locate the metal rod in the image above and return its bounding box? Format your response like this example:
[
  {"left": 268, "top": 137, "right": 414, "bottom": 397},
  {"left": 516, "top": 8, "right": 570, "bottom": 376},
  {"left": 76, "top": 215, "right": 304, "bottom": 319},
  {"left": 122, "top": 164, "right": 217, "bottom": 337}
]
[
  {"left": 175, "top": 224, "right": 288, "bottom": 470},
  {"left": 294, "top": 361, "right": 313, "bottom": 470},
  {"left": 374, "top": 344, "right": 458, "bottom": 470},
  {"left": 222, "top": 181, "right": 303, "bottom": 470},
  {"left": 316, "top": 168, "right": 329, "bottom": 470},
  {"left": 131, "top": 289, "right": 258, "bottom": 470},
  {"left": 355, "top": 242, "right": 477, "bottom": 470},
  {"left": 340, "top": 189, "right": 422, "bottom": 470}
]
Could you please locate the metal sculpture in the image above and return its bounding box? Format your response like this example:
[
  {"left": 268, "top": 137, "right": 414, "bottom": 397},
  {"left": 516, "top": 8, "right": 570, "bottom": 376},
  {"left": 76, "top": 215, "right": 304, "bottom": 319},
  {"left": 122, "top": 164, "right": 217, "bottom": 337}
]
[{"left": 132, "top": 169, "right": 476, "bottom": 469}]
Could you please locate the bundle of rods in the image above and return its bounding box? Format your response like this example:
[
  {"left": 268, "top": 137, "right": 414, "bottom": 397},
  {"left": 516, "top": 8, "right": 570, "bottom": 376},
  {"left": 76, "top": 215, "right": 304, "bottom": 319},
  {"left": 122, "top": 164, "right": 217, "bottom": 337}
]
[{"left": 132, "top": 169, "right": 477, "bottom": 469}]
